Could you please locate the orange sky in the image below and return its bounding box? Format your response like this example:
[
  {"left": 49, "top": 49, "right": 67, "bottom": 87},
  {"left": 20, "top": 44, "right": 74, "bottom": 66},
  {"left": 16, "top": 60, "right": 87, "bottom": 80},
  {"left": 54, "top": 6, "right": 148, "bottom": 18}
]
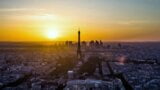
[{"left": 0, "top": 0, "right": 160, "bottom": 41}]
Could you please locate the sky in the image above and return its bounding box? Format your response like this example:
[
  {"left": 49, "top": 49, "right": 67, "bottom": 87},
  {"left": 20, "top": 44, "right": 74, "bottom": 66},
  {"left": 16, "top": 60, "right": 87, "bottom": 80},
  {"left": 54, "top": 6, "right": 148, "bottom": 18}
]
[{"left": 0, "top": 0, "right": 160, "bottom": 41}]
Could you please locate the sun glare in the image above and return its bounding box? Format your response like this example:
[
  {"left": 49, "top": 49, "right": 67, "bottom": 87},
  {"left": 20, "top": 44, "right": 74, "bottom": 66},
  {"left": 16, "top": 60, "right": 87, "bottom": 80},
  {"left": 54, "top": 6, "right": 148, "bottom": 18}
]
[{"left": 45, "top": 28, "right": 60, "bottom": 39}]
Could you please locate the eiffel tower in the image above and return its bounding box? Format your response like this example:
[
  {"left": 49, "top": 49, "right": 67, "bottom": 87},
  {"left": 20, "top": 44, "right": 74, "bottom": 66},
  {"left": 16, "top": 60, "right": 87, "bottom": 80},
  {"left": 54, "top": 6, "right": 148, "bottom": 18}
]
[{"left": 77, "top": 29, "right": 81, "bottom": 59}]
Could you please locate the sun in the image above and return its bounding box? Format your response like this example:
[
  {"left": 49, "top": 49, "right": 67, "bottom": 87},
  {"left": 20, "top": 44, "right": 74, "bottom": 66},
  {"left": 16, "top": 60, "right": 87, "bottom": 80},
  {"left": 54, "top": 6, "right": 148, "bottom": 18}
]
[{"left": 45, "top": 28, "right": 60, "bottom": 39}]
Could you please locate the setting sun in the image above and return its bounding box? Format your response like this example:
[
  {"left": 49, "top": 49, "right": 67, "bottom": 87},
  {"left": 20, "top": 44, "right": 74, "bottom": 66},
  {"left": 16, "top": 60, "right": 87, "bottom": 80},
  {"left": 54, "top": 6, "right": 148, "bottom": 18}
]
[{"left": 45, "top": 28, "right": 60, "bottom": 39}]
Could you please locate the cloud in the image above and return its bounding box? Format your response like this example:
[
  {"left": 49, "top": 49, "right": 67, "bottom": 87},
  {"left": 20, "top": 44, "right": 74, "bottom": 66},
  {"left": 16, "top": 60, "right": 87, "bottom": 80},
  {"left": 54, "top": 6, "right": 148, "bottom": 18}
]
[
  {"left": 0, "top": 8, "right": 45, "bottom": 12},
  {"left": 116, "top": 20, "right": 150, "bottom": 25}
]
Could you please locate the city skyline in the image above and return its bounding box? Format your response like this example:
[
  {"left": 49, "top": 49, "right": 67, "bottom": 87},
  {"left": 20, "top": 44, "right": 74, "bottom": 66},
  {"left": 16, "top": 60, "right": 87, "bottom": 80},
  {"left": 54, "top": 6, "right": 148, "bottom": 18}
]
[{"left": 1, "top": 0, "right": 160, "bottom": 41}]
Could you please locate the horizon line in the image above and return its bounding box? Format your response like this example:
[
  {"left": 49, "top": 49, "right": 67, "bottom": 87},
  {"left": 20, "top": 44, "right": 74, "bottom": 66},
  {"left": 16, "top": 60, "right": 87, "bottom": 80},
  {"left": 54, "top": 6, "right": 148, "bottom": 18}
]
[{"left": 0, "top": 40, "right": 160, "bottom": 43}]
